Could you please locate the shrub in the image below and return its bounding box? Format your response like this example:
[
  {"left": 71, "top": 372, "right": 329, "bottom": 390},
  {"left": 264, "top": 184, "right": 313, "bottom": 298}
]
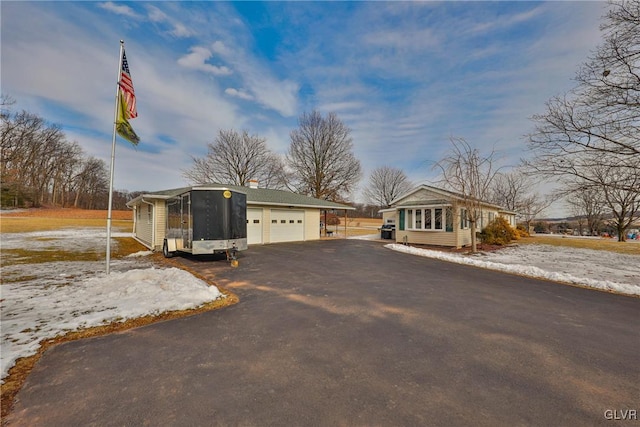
[
  {"left": 480, "top": 217, "right": 517, "bottom": 245},
  {"left": 515, "top": 224, "right": 530, "bottom": 238},
  {"left": 324, "top": 213, "right": 341, "bottom": 226}
]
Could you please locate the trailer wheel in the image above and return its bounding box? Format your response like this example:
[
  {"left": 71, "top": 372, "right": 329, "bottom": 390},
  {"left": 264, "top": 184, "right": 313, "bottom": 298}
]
[{"left": 162, "top": 239, "right": 174, "bottom": 258}]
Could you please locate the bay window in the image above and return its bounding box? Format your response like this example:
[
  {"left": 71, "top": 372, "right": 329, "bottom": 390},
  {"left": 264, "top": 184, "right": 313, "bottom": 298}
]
[{"left": 405, "top": 207, "right": 451, "bottom": 231}]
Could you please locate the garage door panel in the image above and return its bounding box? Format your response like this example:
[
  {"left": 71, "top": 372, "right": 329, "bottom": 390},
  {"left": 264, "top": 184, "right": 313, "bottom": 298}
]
[{"left": 270, "top": 210, "right": 304, "bottom": 243}]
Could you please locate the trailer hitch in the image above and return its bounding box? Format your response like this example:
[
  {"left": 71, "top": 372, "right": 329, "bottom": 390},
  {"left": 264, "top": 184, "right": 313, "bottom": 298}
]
[{"left": 226, "top": 244, "right": 239, "bottom": 268}]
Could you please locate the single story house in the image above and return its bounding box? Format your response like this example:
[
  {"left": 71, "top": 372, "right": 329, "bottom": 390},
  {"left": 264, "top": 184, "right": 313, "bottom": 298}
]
[
  {"left": 380, "top": 184, "right": 516, "bottom": 248},
  {"left": 126, "top": 182, "right": 354, "bottom": 251}
]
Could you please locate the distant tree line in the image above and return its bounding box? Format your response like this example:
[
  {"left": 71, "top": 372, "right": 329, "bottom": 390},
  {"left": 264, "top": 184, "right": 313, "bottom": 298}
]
[{"left": 0, "top": 95, "right": 131, "bottom": 210}]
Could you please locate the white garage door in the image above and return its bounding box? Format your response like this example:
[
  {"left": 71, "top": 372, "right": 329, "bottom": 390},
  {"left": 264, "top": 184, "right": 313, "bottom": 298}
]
[
  {"left": 269, "top": 209, "right": 304, "bottom": 243},
  {"left": 247, "top": 208, "right": 263, "bottom": 245}
]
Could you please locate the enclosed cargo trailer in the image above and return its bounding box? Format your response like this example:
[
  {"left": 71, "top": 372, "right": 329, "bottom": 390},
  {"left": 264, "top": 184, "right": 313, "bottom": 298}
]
[{"left": 162, "top": 187, "right": 247, "bottom": 259}]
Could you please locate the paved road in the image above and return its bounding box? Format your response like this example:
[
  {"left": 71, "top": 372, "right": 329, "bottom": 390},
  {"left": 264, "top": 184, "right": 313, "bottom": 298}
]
[{"left": 7, "top": 240, "right": 639, "bottom": 426}]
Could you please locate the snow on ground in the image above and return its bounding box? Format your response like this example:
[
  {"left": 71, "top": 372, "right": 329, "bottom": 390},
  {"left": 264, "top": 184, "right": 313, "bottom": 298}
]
[
  {"left": 385, "top": 243, "right": 640, "bottom": 296},
  {"left": 1, "top": 228, "right": 224, "bottom": 383}
]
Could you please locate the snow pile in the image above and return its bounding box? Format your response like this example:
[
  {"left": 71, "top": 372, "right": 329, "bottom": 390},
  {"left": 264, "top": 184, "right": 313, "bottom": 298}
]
[
  {"left": 385, "top": 243, "right": 640, "bottom": 296},
  {"left": 1, "top": 266, "right": 222, "bottom": 382},
  {"left": 1, "top": 227, "right": 224, "bottom": 383}
]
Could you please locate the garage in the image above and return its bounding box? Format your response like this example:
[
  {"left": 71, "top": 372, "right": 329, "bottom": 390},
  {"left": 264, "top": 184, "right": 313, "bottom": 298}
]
[
  {"left": 247, "top": 208, "right": 263, "bottom": 245},
  {"left": 128, "top": 184, "right": 353, "bottom": 250},
  {"left": 269, "top": 209, "right": 304, "bottom": 243}
]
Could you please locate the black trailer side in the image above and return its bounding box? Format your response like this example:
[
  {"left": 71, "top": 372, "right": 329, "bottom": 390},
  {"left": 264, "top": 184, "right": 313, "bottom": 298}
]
[{"left": 163, "top": 187, "right": 247, "bottom": 258}]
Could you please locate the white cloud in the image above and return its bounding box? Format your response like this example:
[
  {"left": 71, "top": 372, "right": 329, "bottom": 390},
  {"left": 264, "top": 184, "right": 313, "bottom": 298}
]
[
  {"left": 147, "top": 5, "right": 168, "bottom": 23},
  {"left": 98, "top": 1, "right": 140, "bottom": 19},
  {"left": 318, "top": 101, "right": 365, "bottom": 113},
  {"left": 225, "top": 88, "right": 254, "bottom": 101},
  {"left": 211, "top": 40, "right": 233, "bottom": 57},
  {"left": 177, "top": 46, "right": 232, "bottom": 75},
  {"left": 210, "top": 39, "right": 300, "bottom": 117},
  {"left": 170, "top": 22, "right": 192, "bottom": 38},
  {"left": 363, "top": 27, "right": 439, "bottom": 51},
  {"left": 146, "top": 5, "right": 194, "bottom": 38}
]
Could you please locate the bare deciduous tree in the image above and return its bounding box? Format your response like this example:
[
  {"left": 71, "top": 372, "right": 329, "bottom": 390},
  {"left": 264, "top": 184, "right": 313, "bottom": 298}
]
[
  {"left": 183, "top": 129, "right": 284, "bottom": 188},
  {"left": 526, "top": 1, "right": 640, "bottom": 193},
  {"left": 286, "top": 110, "right": 361, "bottom": 201},
  {"left": 363, "top": 166, "right": 412, "bottom": 208},
  {"left": 591, "top": 160, "right": 640, "bottom": 242},
  {"left": 491, "top": 169, "right": 550, "bottom": 231},
  {"left": 73, "top": 157, "right": 109, "bottom": 209},
  {"left": 566, "top": 186, "right": 606, "bottom": 236},
  {"left": 435, "top": 137, "right": 502, "bottom": 252},
  {"left": 1, "top": 100, "right": 109, "bottom": 209}
]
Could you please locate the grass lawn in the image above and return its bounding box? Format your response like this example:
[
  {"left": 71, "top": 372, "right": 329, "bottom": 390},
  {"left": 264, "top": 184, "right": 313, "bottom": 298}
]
[{"left": 518, "top": 234, "right": 640, "bottom": 256}]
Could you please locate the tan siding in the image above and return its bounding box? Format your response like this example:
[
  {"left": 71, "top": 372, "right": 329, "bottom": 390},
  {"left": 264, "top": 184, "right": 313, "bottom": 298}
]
[
  {"left": 403, "top": 188, "right": 445, "bottom": 203},
  {"left": 154, "top": 201, "right": 166, "bottom": 251},
  {"left": 396, "top": 230, "right": 457, "bottom": 246},
  {"left": 382, "top": 211, "right": 396, "bottom": 225},
  {"left": 133, "top": 203, "right": 153, "bottom": 249},
  {"left": 457, "top": 229, "right": 473, "bottom": 248},
  {"left": 304, "top": 209, "right": 320, "bottom": 240}
]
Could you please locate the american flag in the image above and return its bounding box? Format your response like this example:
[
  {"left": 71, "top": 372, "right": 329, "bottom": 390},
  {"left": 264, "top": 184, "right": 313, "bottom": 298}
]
[{"left": 119, "top": 50, "right": 137, "bottom": 119}]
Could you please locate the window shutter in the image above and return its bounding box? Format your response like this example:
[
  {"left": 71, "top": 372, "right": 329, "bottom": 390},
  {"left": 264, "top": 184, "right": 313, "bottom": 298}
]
[{"left": 399, "top": 209, "right": 405, "bottom": 231}]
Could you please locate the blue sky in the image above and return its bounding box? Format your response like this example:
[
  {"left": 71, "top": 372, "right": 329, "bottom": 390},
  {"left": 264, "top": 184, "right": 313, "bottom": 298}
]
[{"left": 2, "top": 1, "right": 606, "bottom": 214}]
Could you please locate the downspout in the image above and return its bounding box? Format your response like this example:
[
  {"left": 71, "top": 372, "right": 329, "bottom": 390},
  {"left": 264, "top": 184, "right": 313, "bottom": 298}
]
[
  {"left": 128, "top": 204, "right": 136, "bottom": 234},
  {"left": 141, "top": 198, "right": 156, "bottom": 250}
]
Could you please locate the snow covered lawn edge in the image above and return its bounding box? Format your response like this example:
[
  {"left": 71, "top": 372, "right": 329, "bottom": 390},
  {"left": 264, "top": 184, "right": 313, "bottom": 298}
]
[
  {"left": 1, "top": 266, "right": 223, "bottom": 382},
  {"left": 385, "top": 244, "right": 640, "bottom": 297}
]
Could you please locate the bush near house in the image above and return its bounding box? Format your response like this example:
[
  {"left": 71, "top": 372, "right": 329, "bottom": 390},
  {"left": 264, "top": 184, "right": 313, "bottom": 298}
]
[
  {"left": 516, "top": 224, "right": 530, "bottom": 238},
  {"left": 324, "top": 212, "right": 341, "bottom": 226},
  {"left": 480, "top": 217, "right": 518, "bottom": 245}
]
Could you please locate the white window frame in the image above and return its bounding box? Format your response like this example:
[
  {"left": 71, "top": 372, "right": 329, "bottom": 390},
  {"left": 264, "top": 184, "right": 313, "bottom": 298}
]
[
  {"left": 405, "top": 206, "right": 449, "bottom": 231},
  {"left": 460, "top": 208, "right": 470, "bottom": 230}
]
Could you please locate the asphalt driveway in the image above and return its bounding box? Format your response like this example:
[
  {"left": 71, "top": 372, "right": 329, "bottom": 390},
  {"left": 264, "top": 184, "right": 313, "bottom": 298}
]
[{"left": 6, "top": 240, "right": 639, "bottom": 426}]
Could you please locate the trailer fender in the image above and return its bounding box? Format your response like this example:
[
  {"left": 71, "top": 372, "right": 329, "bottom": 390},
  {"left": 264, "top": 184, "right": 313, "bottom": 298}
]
[{"left": 163, "top": 238, "right": 177, "bottom": 258}]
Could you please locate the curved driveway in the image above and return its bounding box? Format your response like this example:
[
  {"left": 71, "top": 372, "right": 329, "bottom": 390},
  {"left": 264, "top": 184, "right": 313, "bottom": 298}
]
[{"left": 7, "top": 240, "right": 639, "bottom": 426}]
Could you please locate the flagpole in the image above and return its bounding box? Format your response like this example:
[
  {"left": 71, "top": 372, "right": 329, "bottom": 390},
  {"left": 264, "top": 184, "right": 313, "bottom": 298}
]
[{"left": 106, "top": 40, "right": 125, "bottom": 275}]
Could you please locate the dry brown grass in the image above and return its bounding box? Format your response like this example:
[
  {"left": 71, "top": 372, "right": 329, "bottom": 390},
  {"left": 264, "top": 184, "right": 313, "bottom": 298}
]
[
  {"left": 0, "top": 208, "right": 132, "bottom": 233},
  {"left": 519, "top": 235, "right": 640, "bottom": 256},
  {"left": 319, "top": 217, "right": 383, "bottom": 238},
  {"left": 0, "top": 209, "right": 238, "bottom": 420}
]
